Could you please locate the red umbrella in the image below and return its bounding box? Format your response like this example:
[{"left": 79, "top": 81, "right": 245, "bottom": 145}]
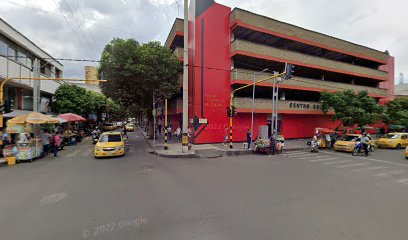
[{"left": 57, "top": 113, "right": 86, "bottom": 122}]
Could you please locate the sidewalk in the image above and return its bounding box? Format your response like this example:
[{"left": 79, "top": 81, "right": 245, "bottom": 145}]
[{"left": 141, "top": 129, "right": 310, "bottom": 158}]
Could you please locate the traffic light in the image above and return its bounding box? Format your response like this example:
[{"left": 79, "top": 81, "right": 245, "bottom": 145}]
[
  {"left": 232, "top": 106, "right": 237, "bottom": 116},
  {"left": 226, "top": 107, "right": 232, "bottom": 117},
  {"left": 285, "top": 64, "right": 295, "bottom": 80}
]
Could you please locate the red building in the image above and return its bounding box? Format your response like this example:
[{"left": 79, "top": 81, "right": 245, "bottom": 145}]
[{"left": 164, "top": 0, "right": 394, "bottom": 144}]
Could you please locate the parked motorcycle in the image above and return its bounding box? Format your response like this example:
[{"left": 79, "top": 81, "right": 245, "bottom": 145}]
[{"left": 92, "top": 131, "right": 101, "bottom": 144}]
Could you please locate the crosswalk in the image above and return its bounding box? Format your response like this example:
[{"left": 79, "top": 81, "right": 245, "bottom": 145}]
[{"left": 282, "top": 150, "right": 408, "bottom": 186}]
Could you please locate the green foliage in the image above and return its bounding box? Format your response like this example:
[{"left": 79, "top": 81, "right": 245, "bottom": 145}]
[
  {"left": 320, "top": 90, "right": 384, "bottom": 128},
  {"left": 54, "top": 84, "right": 116, "bottom": 118},
  {"left": 98, "top": 38, "right": 181, "bottom": 119},
  {"left": 385, "top": 97, "right": 408, "bottom": 127}
]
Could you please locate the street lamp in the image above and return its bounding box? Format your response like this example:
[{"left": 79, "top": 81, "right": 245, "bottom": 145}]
[{"left": 251, "top": 68, "right": 269, "bottom": 147}]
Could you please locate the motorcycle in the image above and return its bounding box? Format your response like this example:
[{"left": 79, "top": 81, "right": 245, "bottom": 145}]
[
  {"left": 92, "top": 131, "right": 100, "bottom": 144},
  {"left": 352, "top": 141, "right": 372, "bottom": 156}
]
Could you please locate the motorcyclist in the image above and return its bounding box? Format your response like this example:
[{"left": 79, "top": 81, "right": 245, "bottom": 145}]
[{"left": 360, "top": 133, "right": 370, "bottom": 156}]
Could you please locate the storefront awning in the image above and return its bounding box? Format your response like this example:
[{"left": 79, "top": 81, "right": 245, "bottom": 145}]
[{"left": 3, "top": 110, "right": 33, "bottom": 118}]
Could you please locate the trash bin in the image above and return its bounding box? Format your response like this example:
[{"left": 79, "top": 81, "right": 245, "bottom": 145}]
[{"left": 6, "top": 157, "right": 16, "bottom": 166}]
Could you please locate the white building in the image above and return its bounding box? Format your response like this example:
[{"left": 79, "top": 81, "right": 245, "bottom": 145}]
[
  {"left": 0, "top": 17, "right": 62, "bottom": 113},
  {"left": 395, "top": 83, "right": 408, "bottom": 97}
]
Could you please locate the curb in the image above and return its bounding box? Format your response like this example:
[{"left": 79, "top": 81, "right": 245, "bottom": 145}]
[{"left": 150, "top": 151, "right": 199, "bottom": 159}]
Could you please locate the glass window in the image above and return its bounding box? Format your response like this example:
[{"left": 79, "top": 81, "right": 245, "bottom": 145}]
[
  {"left": 0, "top": 39, "right": 7, "bottom": 55},
  {"left": 18, "top": 50, "right": 27, "bottom": 65},
  {"left": 26, "top": 57, "right": 32, "bottom": 69},
  {"left": 7, "top": 46, "right": 16, "bottom": 61},
  {"left": 99, "top": 134, "right": 122, "bottom": 142}
]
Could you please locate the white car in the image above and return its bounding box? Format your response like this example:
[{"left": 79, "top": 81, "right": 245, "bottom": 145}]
[{"left": 116, "top": 121, "right": 123, "bottom": 127}]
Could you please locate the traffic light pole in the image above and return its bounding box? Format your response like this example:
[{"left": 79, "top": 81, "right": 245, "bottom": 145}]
[{"left": 228, "top": 72, "right": 286, "bottom": 149}]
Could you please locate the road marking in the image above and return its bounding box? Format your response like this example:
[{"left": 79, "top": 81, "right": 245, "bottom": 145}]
[
  {"left": 396, "top": 178, "right": 408, "bottom": 185},
  {"left": 352, "top": 166, "right": 389, "bottom": 172},
  {"left": 373, "top": 170, "right": 406, "bottom": 177},
  {"left": 298, "top": 155, "right": 326, "bottom": 159},
  {"left": 283, "top": 152, "right": 311, "bottom": 156},
  {"left": 322, "top": 160, "right": 353, "bottom": 165},
  {"left": 66, "top": 149, "right": 82, "bottom": 158},
  {"left": 40, "top": 193, "right": 67, "bottom": 205},
  {"left": 336, "top": 163, "right": 370, "bottom": 168},
  {"left": 309, "top": 158, "right": 336, "bottom": 162},
  {"left": 322, "top": 151, "right": 408, "bottom": 168}
]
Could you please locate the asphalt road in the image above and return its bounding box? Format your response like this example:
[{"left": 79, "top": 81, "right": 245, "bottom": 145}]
[{"left": 0, "top": 130, "right": 408, "bottom": 240}]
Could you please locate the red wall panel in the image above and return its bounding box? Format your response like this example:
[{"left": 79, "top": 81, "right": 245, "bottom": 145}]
[{"left": 282, "top": 114, "right": 340, "bottom": 139}]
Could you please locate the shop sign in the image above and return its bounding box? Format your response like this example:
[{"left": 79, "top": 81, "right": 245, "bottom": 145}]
[{"left": 289, "top": 102, "right": 321, "bottom": 110}]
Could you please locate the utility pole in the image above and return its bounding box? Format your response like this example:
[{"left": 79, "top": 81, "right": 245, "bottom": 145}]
[
  {"left": 181, "top": 0, "right": 189, "bottom": 153},
  {"left": 153, "top": 92, "right": 156, "bottom": 144},
  {"left": 164, "top": 98, "right": 168, "bottom": 150},
  {"left": 251, "top": 68, "right": 269, "bottom": 147},
  {"left": 33, "top": 58, "right": 40, "bottom": 112}
]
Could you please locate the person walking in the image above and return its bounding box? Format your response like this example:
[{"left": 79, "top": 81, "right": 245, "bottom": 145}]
[
  {"left": 246, "top": 129, "right": 252, "bottom": 149},
  {"left": 223, "top": 126, "right": 228, "bottom": 146},
  {"left": 325, "top": 133, "right": 331, "bottom": 150},
  {"left": 41, "top": 130, "right": 51, "bottom": 156},
  {"left": 122, "top": 125, "right": 128, "bottom": 138},
  {"left": 52, "top": 132, "right": 62, "bottom": 158},
  {"left": 158, "top": 122, "right": 162, "bottom": 136}
]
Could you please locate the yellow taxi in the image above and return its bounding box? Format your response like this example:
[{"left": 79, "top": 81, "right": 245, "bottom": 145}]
[
  {"left": 125, "top": 123, "right": 134, "bottom": 132},
  {"left": 94, "top": 132, "right": 125, "bottom": 158},
  {"left": 103, "top": 123, "right": 115, "bottom": 131},
  {"left": 334, "top": 134, "right": 375, "bottom": 152},
  {"left": 377, "top": 132, "right": 408, "bottom": 150},
  {"left": 405, "top": 146, "right": 408, "bottom": 159},
  {"left": 404, "top": 147, "right": 408, "bottom": 159}
]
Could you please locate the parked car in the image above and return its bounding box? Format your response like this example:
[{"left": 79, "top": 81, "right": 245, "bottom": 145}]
[
  {"left": 94, "top": 132, "right": 125, "bottom": 158},
  {"left": 377, "top": 133, "right": 408, "bottom": 150}
]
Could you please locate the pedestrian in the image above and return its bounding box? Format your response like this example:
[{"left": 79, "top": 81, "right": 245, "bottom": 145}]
[
  {"left": 158, "top": 123, "right": 162, "bottom": 135},
  {"left": 168, "top": 125, "right": 172, "bottom": 140},
  {"left": 223, "top": 126, "right": 228, "bottom": 146},
  {"left": 41, "top": 130, "right": 51, "bottom": 156},
  {"left": 246, "top": 129, "right": 252, "bottom": 149},
  {"left": 52, "top": 132, "right": 62, "bottom": 158},
  {"left": 325, "top": 133, "right": 331, "bottom": 150},
  {"left": 176, "top": 127, "right": 181, "bottom": 142},
  {"left": 269, "top": 134, "right": 277, "bottom": 155},
  {"left": 122, "top": 125, "right": 128, "bottom": 138}
]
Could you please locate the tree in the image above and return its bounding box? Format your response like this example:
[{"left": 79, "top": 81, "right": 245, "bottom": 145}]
[
  {"left": 320, "top": 90, "right": 384, "bottom": 129},
  {"left": 385, "top": 97, "right": 408, "bottom": 127},
  {"left": 54, "top": 84, "right": 89, "bottom": 115},
  {"left": 98, "top": 38, "right": 181, "bottom": 119}
]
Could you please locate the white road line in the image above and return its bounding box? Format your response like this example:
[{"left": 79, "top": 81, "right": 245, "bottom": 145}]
[
  {"left": 322, "top": 160, "right": 353, "bottom": 165},
  {"left": 322, "top": 151, "right": 408, "bottom": 168},
  {"left": 297, "top": 155, "right": 328, "bottom": 159},
  {"left": 309, "top": 158, "right": 336, "bottom": 162},
  {"left": 283, "top": 152, "right": 310, "bottom": 156},
  {"left": 336, "top": 163, "right": 370, "bottom": 168},
  {"left": 396, "top": 178, "right": 408, "bottom": 185},
  {"left": 352, "top": 166, "right": 389, "bottom": 172},
  {"left": 373, "top": 170, "right": 406, "bottom": 177},
  {"left": 65, "top": 149, "right": 82, "bottom": 158}
]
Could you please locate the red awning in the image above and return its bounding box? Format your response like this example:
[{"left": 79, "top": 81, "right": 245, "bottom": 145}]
[{"left": 57, "top": 113, "right": 86, "bottom": 122}]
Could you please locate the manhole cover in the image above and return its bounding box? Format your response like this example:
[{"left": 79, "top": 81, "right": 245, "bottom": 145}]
[{"left": 40, "top": 192, "right": 67, "bottom": 205}]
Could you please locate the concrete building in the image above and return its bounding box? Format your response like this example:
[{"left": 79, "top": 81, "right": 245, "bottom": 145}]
[
  {"left": 395, "top": 83, "right": 408, "bottom": 97},
  {"left": 66, "top": 66, "right": 101, "bottom": 93},
  {"left": 165, "top": 0, "right": 394, "bottom": 143},
  {"left": 0, "top": 17, "right": 62, "bottom": 114}
]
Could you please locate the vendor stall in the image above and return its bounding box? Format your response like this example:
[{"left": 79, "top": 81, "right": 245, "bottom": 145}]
[{"left": 6, "top": 112, "right": 59, "bottom": 162}]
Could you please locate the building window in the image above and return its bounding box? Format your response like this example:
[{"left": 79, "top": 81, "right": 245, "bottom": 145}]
[
  {"left": 0, "top": 38, "right": 7, "bottom": 56},
  {"left": 18, "top": 50, "right": 27, "bottom": 65},
  {"left": 7, "top": 46, "right": 17, "bottom": 61}
]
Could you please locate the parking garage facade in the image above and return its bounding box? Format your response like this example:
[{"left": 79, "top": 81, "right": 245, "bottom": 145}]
[{"left": 165, "top": 0, "right": 394, "bottom": 143}]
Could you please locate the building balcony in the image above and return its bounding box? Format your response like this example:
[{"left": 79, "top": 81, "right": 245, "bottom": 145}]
[
  {"left": 234, "top": 97, "right": 323, "bottom": 114},
  {"left": 173, "top": 47, "right": 184, "bottom": 61},
  {"left": 231, "top": 69, "right": 388, "bottom": 97},
  {"left": 231, "top": 40, "right": 388, "bottom": 81},
  {"left": 165, "top": 18, "right": 184, "bottom": 48},
  {"left": 230, "top": 8, "right": 389, "bottom": 64}
]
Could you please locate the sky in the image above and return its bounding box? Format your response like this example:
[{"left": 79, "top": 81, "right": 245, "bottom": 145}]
[{"left": 0, "top": 0, "right": 406, "bottom": 84}]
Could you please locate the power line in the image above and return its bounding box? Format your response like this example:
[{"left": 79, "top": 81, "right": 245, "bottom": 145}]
[
  {"left": 61, "top": 0, "right": 98, "bottom": 53},
  {"left": 52, "top": 0, "right": 93, "bottom": 59}
]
